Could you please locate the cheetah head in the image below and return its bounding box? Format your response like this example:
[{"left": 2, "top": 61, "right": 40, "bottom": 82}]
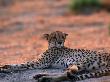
[{"left": 43, "top": 31, "right": 68, "bottom": 48}]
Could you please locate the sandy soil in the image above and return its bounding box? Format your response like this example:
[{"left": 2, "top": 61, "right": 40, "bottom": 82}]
[{"left": 0, "top": 0, "right": 110, "bottom": 82}]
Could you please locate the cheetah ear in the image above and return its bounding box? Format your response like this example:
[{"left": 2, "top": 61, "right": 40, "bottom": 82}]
[
  {"left": 64, "top": 33, "right": 68, "bottom": 37},
  {"left": 43, "top": 34, "right": 49, "bottom": 40}
]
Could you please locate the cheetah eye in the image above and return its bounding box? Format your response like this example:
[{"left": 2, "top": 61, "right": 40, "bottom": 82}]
[
  {"left": 62, "top": 36, "right": 65, "bottom": 39},
  {"left": 63, "top": 37, "right": 65, "bottom": 39}
]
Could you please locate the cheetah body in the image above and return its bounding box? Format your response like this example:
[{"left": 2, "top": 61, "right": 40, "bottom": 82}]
[{"left": 43, "top": 47, "right": 109, "bottom": 71}]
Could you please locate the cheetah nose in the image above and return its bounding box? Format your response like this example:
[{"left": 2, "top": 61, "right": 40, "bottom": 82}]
[{"left": 58, "top": 42, "right": 62, "bottom": 44}]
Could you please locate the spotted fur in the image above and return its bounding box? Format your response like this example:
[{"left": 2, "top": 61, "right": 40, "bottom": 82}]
[{"left": 0, "top": 31, "right": 110, "bottom": 82}]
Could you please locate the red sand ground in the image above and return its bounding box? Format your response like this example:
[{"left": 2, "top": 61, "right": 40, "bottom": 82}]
[{"left": 0, "top": 0, "right": 110, "bottom": 65}]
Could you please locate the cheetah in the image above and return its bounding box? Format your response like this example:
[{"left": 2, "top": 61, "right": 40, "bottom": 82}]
[{"left": 0, "top": 31, "right": 110, "bottom": 82}]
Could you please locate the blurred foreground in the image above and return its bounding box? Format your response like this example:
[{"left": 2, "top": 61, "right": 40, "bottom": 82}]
[{"left": 0, "top": 69, "right": 110, "bottom": 82}]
